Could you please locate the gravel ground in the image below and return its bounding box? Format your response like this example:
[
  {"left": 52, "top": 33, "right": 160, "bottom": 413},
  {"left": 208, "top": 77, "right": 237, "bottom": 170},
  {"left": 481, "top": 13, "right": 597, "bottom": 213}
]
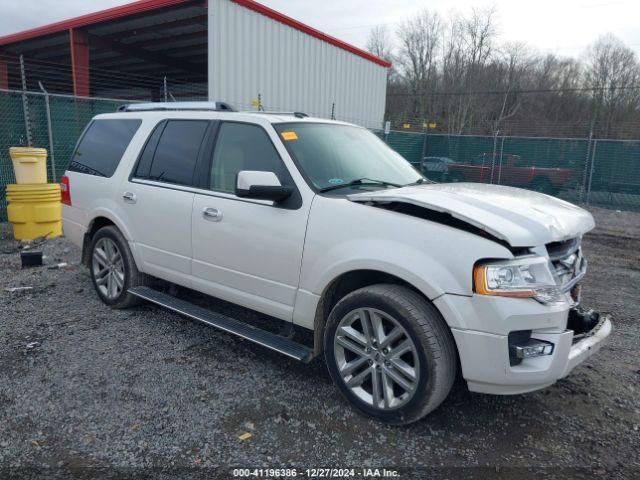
[{"left": 1, "top": 207, "right": 638, "bottom": 479}]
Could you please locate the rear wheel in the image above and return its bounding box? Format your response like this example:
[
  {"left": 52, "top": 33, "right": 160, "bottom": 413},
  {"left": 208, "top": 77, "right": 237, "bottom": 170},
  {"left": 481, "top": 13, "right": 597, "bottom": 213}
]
[
  {"left": 90, "top": 226, "right": 146, "bottom": 308},
  {"left": 324, "top": 284, "right": 457, "bottom": 424}
]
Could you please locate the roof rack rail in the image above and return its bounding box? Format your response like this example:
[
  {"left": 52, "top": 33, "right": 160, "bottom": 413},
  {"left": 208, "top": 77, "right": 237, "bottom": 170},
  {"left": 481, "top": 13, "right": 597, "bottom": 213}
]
[
  {"left": 118, "top": 101, "right": 236, "bottom": 112},
  {"left": 245, "top": 111, "right": 309, "bottom": 118}
]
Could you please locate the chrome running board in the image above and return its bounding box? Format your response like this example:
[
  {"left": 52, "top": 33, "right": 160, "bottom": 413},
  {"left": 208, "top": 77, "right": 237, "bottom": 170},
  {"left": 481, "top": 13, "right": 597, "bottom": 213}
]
[{"left": 128, "top": 286, "right": 313, "bottom": 363}]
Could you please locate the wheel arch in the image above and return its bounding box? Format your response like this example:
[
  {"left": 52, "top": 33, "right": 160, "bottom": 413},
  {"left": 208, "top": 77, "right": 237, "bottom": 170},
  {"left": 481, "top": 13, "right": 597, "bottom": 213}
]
[
  {"left": 311, "top": 269, "right": 450, "bottom": 357},
  {"left": 448, "top": 170, "right": 466, "bottom": 181},
  {"left": 530, "top": 175, "right": 557, "bottom": 191},
  {"left": 81, "top": 211, "right": 140, "bottom": 269}
]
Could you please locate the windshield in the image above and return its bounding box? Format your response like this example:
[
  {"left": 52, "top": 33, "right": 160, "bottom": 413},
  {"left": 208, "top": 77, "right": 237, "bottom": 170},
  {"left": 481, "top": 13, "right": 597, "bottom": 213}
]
[{"left": 274, "top": 123, "right": 422, "bottom": 191}]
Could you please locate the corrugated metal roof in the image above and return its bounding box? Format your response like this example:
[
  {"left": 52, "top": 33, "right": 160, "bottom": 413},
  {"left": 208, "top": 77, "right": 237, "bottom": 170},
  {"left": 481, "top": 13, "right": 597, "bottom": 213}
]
[
  {"left": 0, "top": 0, "right": 390, "bottom": 68},
  {"left": 0, "top": 0, "right": 195, "bottom": 45}
]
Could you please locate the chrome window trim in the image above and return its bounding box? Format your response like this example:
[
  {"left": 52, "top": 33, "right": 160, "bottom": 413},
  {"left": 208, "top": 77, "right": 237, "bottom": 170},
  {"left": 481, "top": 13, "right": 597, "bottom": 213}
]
[{"left": 129, "top": 178, "right": 274, "bottom": 207}]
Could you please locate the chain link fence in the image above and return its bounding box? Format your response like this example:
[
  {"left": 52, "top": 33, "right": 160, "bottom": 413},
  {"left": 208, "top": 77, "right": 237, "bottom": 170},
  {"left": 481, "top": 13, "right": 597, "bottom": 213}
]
[
  {"left": 373, "top": 128, "right": 640, "bottom": 212},
  {"left": 2, "top": 88, "right": 640, "bottom": 221},
  {"left": 0, "top": 90, "right": 123, "bottom": 220}
]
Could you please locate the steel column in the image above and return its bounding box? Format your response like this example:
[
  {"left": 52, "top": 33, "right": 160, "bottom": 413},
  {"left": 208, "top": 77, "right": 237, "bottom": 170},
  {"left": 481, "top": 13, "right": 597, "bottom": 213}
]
[
  {"left": 0, "top": 57, "right": 8, "bottom": 89},
  {"left": 69, "top": 28, "right": 90, "bottom": 97}
]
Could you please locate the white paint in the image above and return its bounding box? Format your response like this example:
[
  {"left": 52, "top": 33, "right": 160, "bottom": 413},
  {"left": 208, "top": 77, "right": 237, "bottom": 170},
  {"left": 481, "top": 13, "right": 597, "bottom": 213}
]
[
  {"left": 208, "top": 0, "right": 388, "bottom": 129},
  {"left": 236, "top": 171, "right": 280, "bottom": 193},
  {"left": 62, "top": 109, "right": 610, "bottom": 399},
  {"left": 349, "top": 182, "right": 595, "bottom": 247}
]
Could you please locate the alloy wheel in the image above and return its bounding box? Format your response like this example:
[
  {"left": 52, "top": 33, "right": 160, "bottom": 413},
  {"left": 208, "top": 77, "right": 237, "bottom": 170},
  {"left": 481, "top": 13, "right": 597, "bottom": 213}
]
[
  {"left": 92, "top": 237, "right": 125, "bottom": 300},
  {"left": 334, "top": 308, "right": 420, "bottom": 410}
]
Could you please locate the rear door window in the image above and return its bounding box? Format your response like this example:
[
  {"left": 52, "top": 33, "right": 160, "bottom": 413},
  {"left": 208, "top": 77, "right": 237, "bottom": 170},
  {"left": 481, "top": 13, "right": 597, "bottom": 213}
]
[
  {"left": 68, "top": 119, "right": 141, "bottom": 177},
  {"left": 146, "top": 120, "right": 209, "bottom": 186}
]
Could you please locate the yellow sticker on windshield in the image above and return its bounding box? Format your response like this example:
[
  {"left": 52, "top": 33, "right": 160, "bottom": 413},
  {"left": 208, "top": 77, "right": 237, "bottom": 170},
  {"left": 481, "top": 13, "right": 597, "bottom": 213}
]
[{"left": 281, "top": 131, "right": 298, "bottom": 141}]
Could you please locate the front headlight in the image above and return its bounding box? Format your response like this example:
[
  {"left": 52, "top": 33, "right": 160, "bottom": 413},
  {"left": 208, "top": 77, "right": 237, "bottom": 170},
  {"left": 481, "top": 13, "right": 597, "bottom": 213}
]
[{"left": 473, "top": 256, "right": 564, "bottom": 304}]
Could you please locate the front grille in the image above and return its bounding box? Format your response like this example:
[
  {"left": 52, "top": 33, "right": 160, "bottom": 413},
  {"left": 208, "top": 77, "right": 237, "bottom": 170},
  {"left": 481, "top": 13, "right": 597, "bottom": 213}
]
[
  {"left": 546, "top": 237, "right": 586, "bottom": 300},
  {"left": 546, "top": 237, "right": 580, "bottom": 261}
]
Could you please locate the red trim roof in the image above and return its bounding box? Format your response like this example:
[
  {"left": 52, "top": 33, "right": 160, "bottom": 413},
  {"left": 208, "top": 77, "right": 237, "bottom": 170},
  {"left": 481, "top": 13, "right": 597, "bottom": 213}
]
[
  {"left": 231, "top": 0, "right": 391, "bottom": 68},
  {"left": 0, "top": 0, "right": 390, "bottom": 69},
  {"left": 0, "top": 0, "right": 193, "bottom": 46}
]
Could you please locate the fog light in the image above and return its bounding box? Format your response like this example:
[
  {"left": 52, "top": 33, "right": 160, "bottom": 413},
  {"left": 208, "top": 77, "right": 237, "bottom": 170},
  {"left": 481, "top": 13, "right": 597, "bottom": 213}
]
[{"left": 514, "top": 340, "right": 554, "bottom": 359}]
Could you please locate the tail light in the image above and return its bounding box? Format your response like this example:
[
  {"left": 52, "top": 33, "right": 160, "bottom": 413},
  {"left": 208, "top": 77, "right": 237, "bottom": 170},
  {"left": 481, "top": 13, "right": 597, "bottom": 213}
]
[{"left": 60, "top": 175, "right": 71, "bottom": 206}]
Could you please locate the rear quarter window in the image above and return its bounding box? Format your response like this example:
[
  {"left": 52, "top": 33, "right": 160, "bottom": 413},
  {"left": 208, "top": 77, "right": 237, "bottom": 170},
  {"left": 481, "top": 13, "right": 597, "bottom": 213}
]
[{"left": 67, "top": 119, "right": 142, "bottom": 177}]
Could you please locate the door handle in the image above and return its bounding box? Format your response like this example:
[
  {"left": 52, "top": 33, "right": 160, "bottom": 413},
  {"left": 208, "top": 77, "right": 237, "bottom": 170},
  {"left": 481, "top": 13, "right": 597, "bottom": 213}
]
[
  {"left": 122, "top": 191, "right": 137, "bottom": 203},
  {"left": 202, "top": 207, "right": 223, "bottom": 222}
]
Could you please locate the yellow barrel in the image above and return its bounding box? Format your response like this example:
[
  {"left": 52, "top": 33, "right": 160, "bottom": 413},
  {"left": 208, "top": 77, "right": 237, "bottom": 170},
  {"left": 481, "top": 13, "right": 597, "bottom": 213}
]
[
  {"left": 9, "top": 147, "right": 48, "bottom": 184},
  {"left": 5, "top": 183, "right": 62, "bottom": 240}
]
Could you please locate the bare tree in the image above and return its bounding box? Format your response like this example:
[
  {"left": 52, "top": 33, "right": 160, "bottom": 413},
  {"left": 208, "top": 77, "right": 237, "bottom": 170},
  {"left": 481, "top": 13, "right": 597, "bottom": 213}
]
[
  {"left": 490, "top": 42, "right": 533, "bottom": 133},
  {"left": 584, "top": 34, "right": 640, "bottom": 135},
  {"left": 440, "top": 12, "right": 470, "bottom": 133},
  {"left": 528, "top": 54, "right": 588, "bottom": 133},
  {"left": 396, "top": 10, "right": 442, "bottom": 118},
  {"left": 366, "top": 25, "right": 398, "bottom": 83},
  {"left": 382, "top": 8, "right": 640, "bottom": 138},
  {"left": 463, "top": 7, "right": 497, "bottom": 72},
  {"left": 440, "top": 7, "right": 498, "bottom": 133},
  {"left": 366, "top": 25, "right": 393, "bottom": 61}
]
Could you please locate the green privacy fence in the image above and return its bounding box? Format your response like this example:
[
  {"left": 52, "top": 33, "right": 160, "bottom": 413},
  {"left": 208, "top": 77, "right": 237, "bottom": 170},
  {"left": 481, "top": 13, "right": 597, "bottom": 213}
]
[
  {"left": 0, "top": 90, "right": 122, "bottom": 220},
  {"left": 374, "top": 129, "right": 640, "bottom": 211},
  {"left": 2, "top": 89, "right": 640, "bottom": 221}
]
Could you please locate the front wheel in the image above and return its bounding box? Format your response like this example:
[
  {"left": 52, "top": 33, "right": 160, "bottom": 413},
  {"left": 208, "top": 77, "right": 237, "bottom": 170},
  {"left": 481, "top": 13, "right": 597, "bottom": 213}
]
[
  {"left": 530, "top": 176, "right": 556, "bottom": 195},
  {"left": 324, "top": 284, "right": 457, "bottom": 424},
  {"left": 447, "top": 172, "right": 465, "bottom": 183}
]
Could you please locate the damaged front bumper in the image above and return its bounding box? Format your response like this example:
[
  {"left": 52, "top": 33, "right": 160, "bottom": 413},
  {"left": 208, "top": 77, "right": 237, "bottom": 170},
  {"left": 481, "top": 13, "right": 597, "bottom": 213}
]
[
  {"left": 563, "top": 309, "right": 612, "bottom": 377},
  {"left": 440, "top": 295, "right": 613, "bottom": 395}
]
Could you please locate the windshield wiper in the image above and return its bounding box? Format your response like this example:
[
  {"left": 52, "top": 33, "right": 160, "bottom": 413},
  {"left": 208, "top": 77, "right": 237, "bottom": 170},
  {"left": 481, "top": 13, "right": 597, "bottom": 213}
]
[
  {"left": 404, "top": 177, "right": 436, "bottom": 186},
  {"left": 319, "top": 178, "right": 402, "bottom": 193}
]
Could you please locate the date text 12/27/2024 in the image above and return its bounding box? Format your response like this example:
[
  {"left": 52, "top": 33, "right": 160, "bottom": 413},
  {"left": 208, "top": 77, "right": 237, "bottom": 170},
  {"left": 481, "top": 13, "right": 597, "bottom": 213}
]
[{"left": 232, "top": 468, "right": 400, "bottom": 478}]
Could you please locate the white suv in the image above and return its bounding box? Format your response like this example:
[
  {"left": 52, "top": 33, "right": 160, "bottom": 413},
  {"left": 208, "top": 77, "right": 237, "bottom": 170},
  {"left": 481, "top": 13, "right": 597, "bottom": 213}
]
[{"left": 61, "top": 102, "right": 611, "bottom": 424}]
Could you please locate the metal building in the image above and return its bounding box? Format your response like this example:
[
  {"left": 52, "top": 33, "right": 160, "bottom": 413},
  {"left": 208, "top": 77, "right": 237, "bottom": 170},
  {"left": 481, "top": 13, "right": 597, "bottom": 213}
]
[
  {"left": 0, "top": 0, "right": 390, "bottom": 128},
  {"left": 208, "top": 0, "right": 390, "bottom": 127}
]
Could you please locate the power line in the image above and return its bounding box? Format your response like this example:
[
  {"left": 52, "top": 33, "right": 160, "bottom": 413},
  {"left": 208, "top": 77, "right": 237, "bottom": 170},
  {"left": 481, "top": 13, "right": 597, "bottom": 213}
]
[{"left": 388, "top": 84, "right": 640, "bottom": 97}]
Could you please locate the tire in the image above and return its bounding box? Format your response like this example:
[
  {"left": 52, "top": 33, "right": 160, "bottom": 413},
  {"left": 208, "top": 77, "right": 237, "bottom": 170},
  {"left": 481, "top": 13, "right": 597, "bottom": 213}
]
[
  {"left": 447, "top": 172, "right": 465, "bottom": 183},
  {"left": 324, "top": 284, "right": 457, "bottom": 424},
  {"left": 89, "top": 226, "right": 147, "bottom": 309},
  {"left": 530, "top": 176, "right": 556, "bottom": 195}
]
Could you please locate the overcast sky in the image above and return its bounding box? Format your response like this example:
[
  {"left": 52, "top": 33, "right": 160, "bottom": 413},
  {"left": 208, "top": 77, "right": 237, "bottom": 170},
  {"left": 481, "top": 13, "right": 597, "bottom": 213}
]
[{"left": 1, "top": 0, "right": 639, "bottom": 56}]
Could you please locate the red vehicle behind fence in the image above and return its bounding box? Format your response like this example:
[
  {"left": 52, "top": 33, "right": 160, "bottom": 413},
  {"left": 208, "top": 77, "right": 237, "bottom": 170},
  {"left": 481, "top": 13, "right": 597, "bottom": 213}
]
[{"left": 446, "top": 153, "right": 575, "bottom": 194}]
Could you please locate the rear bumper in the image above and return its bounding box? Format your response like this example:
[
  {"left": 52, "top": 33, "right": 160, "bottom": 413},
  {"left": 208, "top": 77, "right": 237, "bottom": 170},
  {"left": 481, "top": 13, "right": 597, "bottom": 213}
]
[
  {"left": 61, "top": 211, "right": 87, "bottom": 249},
  {"left": 438, "top": 294, "right": 612, "bottom": 395}
]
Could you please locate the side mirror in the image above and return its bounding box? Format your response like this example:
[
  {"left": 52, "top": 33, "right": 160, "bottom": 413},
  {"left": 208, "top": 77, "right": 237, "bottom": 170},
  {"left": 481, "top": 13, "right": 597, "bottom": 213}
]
[{"left": 236, "top": 170, "right": 294, "bottom": 202}]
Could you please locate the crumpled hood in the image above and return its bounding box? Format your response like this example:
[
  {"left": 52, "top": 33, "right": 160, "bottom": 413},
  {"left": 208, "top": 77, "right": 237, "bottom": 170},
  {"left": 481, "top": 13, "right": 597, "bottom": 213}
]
[{"left": 348, "top": 183, "right": 595, "bottom": 247}]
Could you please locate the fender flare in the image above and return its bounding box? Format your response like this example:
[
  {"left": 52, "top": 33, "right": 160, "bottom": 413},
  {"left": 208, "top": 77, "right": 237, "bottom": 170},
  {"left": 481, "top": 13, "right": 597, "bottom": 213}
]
[
  {"left": 84, "top": 207, "right": 143, "bottom": 269},
  {"left": 314, "top": 259, "right": 447, "bottom": 302}
]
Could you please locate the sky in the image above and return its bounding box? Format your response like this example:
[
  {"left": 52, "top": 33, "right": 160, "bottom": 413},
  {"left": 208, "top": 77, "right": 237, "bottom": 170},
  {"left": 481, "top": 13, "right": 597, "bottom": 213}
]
[{"left": 0, "top": 0, "right": 639, "bottom": 57}]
